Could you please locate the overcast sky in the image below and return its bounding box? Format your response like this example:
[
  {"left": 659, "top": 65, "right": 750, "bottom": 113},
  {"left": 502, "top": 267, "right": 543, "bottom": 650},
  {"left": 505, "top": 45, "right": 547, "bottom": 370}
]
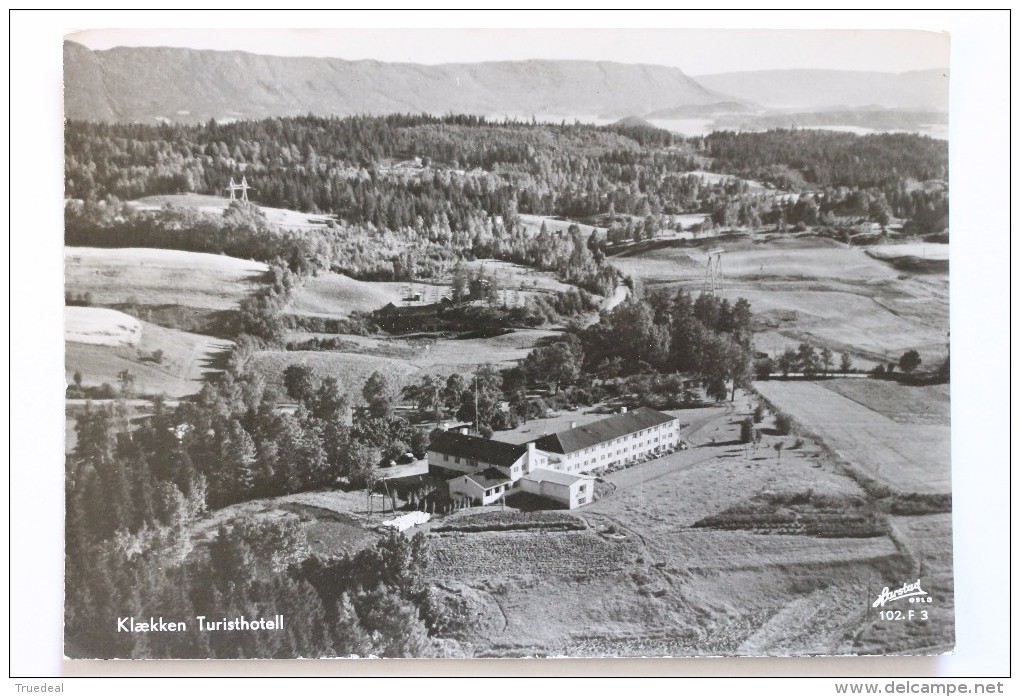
[{"left": 66, "top": 27, "right": 949, "bottom": 75}]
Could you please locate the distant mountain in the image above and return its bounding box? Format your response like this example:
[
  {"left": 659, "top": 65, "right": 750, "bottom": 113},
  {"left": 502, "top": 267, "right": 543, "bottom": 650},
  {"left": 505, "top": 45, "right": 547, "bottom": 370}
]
[
  {"left": 612, "top": 115, "right": 660, "bottom": 130},
  {"left": 645, "top": 101, "right": 756, "bottom": 119},
  {"left": 64, "top": 41, "right": 735, "bottom": 124},
  {"left": 695, "top": 69, "right": 949, "bottom": 112}
]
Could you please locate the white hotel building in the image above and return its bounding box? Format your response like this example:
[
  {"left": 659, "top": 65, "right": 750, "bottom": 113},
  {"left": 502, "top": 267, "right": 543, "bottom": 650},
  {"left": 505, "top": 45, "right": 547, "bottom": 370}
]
[
  {"left": 427, "top": 407, "right": 680, "bottom": 508},
  {"left": 531, "top": 407, "right": 681, "bottom": 474}
]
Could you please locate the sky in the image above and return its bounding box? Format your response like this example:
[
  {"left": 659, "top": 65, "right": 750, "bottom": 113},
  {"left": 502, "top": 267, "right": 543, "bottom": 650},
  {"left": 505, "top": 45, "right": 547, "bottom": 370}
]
[{"left": 65, "top": 23, "right": 950, "bottom": 75}]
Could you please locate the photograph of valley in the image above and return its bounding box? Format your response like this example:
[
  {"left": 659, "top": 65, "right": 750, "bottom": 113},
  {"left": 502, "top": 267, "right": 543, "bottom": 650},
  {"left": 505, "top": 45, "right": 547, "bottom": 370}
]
[{"left": 62, "top": 28, "right": 953, "bottom": 660}]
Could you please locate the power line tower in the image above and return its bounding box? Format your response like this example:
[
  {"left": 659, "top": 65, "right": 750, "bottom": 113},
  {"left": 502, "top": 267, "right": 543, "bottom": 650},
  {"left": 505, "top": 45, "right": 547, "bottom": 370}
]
[
  {"left": 226, "top": 176, "right": 254, "bottom": 202},
  {"left": 703, "top": 248, "right": 724, "bottom": 295}
]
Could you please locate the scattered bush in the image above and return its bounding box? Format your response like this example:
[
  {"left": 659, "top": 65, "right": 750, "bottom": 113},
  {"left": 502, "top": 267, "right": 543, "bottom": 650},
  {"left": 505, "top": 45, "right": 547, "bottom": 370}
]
[
  {"left": 693, "top": 491, "right": 888, "bottom": 538},
  {"left": 888, "top": 493, "right": 952, "bottom": 516},
  {"left": 753, "top": 403, "right": 765, "bottom": 423},
  {"left": 774, "top": 411, "right": 794, "bottom": 435},
  {"left": 433, "top": 511, "right": 586, "bottom": 534},
  {"left": 740, "top": 417, "right": 754, "bottom": 444}
]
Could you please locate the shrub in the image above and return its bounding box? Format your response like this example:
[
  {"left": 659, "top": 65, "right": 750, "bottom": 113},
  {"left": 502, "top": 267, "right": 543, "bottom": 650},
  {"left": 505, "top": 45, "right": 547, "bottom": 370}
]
[
  {"left": 433, "top": 511, "right": 586, "bottom": 533},
  {"left": 774, "top": 411, "right": 794, "bottom": 435},
  {"left": 693, "top": 491, "right": 888, "bottom": 538},
  {"left": 739, "top": 417, "right": 754, "bottom": 444},
  {"left": 889, "top": 493, "right": 952, "bottom": 515},
  {"left": 753, "top": 403, "right": 765, "bottom": 423}
]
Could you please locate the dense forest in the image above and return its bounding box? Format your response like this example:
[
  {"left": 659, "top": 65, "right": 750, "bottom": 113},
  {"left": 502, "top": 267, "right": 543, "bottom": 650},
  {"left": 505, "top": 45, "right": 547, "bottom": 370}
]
[{"left": 66, "top": 114, "right": 949, "bottom": 237}]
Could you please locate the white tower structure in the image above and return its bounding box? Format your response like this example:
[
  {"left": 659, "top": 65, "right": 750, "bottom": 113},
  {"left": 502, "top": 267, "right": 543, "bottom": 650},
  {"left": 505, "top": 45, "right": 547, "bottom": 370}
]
[
  {"left": 226, "top": 176, "right": 253, "bottom": 202},
  {"left": 703, "top": 248, "right": 724, "bottom": 295}
]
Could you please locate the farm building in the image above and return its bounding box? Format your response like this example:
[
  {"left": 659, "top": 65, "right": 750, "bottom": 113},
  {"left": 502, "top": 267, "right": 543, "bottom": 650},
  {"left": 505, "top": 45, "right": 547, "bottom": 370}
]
[
  {"left": 531, "top": 407, "right": 680, "bottom": 474},
  {"left": 372, "top": 299, "right": 450, "bottom": 332}
]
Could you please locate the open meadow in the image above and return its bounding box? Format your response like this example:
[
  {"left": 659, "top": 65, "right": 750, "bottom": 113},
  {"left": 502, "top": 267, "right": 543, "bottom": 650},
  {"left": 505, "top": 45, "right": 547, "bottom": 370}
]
[
  {"left": 609, "top": 235, "right": 949, "bottom": 368},
  {"left": 247, "top": 350, "right": 421, "bottom": 403},
  {"left": 754, "top": 379, "right": 951, "bottom": 495},
  {"left": 65, "top": 306, "right": 141, "bottom": 348},
  {"left": 66, "top": 307, "right": 233, "bottom": 397},
  {"left": 253, "top": 327, "right": 561, "bottom": 399},
  {"left": 130, "top": 193, "right": 339, "bottom": 231},
  {"left": 289, "top": 329, "right": 559, "bottom": 372},
  {"left": 286, "top": 259, "right": 583, "bottom": 323},
  {"left": 517, "top": 214, "right": 605, "bottom": 238},
  {"left": 65, "top": 246, "right": 268, "bottom": 311},
  {"left": 286, "top": 272, "right": 406, "bottom": 318}
]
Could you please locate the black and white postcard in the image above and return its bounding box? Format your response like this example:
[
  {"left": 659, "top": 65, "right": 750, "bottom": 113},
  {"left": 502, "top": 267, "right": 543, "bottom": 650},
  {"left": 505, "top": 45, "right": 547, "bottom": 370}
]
[{"left": 59, "top": 25, "right": 958, "bottom": 661}]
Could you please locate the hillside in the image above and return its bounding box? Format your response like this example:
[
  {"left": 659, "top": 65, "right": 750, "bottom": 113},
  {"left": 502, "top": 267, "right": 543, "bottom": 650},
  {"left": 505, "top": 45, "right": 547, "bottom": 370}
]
[
  {"left": 695, "top": 69, "right": 949, "bottom": 112},
  {"left": 64, "top": 41, "right": 733, "bottom": 123}
]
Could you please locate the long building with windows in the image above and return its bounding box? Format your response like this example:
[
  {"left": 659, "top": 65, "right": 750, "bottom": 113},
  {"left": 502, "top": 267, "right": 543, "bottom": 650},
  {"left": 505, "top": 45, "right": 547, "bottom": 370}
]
[
  {"left": 531, "top": 407, "right": 681, "bottom": 474},
  {"left": 427, "top": 407, "right": 680, "bottom": 509}
]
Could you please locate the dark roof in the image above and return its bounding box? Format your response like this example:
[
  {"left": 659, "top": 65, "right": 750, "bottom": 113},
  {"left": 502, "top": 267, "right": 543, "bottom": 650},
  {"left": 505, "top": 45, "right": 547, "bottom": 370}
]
[
  {"left": 533, "top": 407, "right": 677, "bottom": 455},
  {"left": 375, "top": 302, "right": 443, "bottom": 318},
  {"left": 429, "top": 430, "right": 528, "bottom": 468},
  {"left": 464, "top": 468, "right": 512, "bottom": 489}
]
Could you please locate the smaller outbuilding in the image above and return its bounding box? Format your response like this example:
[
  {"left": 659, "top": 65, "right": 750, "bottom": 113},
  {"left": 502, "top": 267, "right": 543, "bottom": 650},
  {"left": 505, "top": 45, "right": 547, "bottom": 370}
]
[
  {"left": 448, "top": 468, "right": 513, "bottom": 506},
  {"left": 520, "top": 469, "right": 594, "bottom": 509}
]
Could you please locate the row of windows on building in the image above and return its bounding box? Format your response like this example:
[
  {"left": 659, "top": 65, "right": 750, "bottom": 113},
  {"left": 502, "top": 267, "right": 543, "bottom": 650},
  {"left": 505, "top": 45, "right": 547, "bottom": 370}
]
[{"left": 564, "top": 441, "right": 675, "bottom": 472}]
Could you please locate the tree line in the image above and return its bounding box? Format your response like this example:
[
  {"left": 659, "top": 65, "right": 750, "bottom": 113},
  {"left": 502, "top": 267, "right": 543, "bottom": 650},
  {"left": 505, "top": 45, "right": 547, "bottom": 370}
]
[{"left": 66, "top": 116, "right": 947, "bottom": 238}]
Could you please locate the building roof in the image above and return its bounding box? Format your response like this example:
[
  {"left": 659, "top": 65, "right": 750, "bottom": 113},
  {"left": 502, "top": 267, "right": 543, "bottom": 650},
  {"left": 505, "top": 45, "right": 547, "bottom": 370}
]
[
  {"left": 532, "top": 407, "right": 677, "bottom": 455},
  {"left": 463, "top": 468, "right": 512, "bottom": 490},
  {"left": 523, "top": 468, "right": 589, "bottom": 487},
  {"left": 429, "top": 430, "right": 528, "bottom": 468}
]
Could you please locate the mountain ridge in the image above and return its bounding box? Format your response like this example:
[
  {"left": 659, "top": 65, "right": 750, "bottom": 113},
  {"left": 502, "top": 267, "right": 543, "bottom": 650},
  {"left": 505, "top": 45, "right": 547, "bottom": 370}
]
[
  {"left": 694, "top": 68, "right": 949, "bottom": 112},
  {"left": 64, "top": 41, "right": 739, "bottom": 124}
]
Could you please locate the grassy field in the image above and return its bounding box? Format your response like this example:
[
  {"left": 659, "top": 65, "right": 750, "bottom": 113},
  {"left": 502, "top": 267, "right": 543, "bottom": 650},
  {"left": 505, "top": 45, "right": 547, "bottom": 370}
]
[
  {"left": 518, "top": 214, "right": 605, "bottom": 238},
  {"left": 66, "top": 312, "right": 233, "bottom": 397},
  {"left": 247, "top": 350, "right": 421, "bottom": 404},
  {"left": 286, "top": 260, "right": 579, "bottom": 322},
  {"left": 609, "top": 235, "right": 949, "bottom": 368},
  {"left": 821, "top": 379, "right": 950, "bottom": 426},
  {"left": 286, "top": 272, "right": 405, "bottom": 318},
  {"left": 754, "top": 380, "right": 951, "bottom": 495},
  {"left": 65, "top": 306, "right": 141, "bottom": 348},
  {"left": 285, "top": 328, "right": 561, "bottom": 376},
  {"left": 65, "top": 247, "right": 268, "bottom": 311},
  {"left": 867, "top": 243, "right": 949, "bottom": 262},
  {"left": 253, "top": 329, "right": 559, "bottom": 399},
  {"left": 130, "top": 194, "right": 339, "bottom": 231}
]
